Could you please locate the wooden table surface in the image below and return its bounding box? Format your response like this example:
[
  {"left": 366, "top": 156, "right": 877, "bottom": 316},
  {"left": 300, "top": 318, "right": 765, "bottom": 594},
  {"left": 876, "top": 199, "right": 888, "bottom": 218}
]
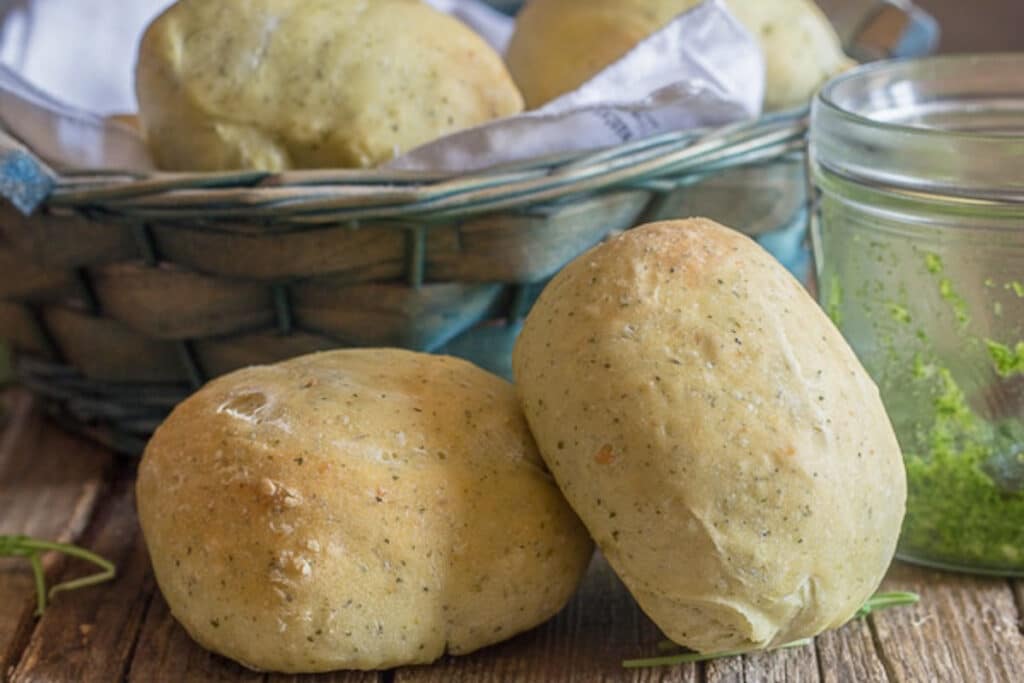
[{"left": 2, "top": 389, "right": 1023, "bottom": 683}]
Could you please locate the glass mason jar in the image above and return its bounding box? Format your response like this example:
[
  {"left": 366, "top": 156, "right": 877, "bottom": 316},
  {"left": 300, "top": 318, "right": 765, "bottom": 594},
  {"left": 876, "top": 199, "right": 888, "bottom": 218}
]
[{"left": 810, "top": 55, "right": 1024, "bottom": 576}]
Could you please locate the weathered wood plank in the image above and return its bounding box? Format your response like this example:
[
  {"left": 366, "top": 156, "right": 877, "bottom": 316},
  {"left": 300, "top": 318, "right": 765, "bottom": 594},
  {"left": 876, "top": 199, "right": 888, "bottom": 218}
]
[
  {"left": 0, "top": 391, "right": 113, "bottom": 677},
  {"left": 815, "top": 619, "right": 889, "bottom": 683},
  {"left": 4, "top": 398, "right": 1022, "bottom": 683},
  {"left": 10, "top": 471, "right": 151, "bottom": 683},
  {"left": 127, "top": 595, "right": 263, "bottom": 683},
  {"left": 267, "top": 670, "right": 382, "bottom": 683},
  {"left": 872, "top": 562, "right": 1024, "bottom": 683},
  {"left": 1013, "top": 580, "right": 1024, "bottom": 630},
  {"left": 129, "top": 592, "right": 380, "bottom": 683},
  {"left": 705, "top": 641, "right": 821, "bottom": 683},
  {"left": 393, "top": 553, "right": 695, "bottom": 683}
]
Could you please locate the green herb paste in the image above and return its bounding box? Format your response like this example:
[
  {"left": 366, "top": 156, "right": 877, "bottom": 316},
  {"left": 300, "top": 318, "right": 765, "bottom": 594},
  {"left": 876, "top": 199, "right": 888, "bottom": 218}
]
[
  {"left": 926, "top": 254, "right": 970, "bottom": 327},
  {"left": 893, "top": 255, "right": 1024, "bottom": 571},
  {"left": 826, "top": 275, "right": 844, "bottom": 327},
  {"left": 986, "top": 340, "right": 1024, "bottom": 378},
  {"left": 899, "top": 358, "right": 1024, "bottom": 569}
]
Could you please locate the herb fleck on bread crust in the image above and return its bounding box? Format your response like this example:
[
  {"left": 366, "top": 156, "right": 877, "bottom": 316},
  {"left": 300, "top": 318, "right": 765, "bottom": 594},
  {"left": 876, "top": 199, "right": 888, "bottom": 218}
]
[{"left": 513, "top": 219, "right": 905, "bottom": 653}]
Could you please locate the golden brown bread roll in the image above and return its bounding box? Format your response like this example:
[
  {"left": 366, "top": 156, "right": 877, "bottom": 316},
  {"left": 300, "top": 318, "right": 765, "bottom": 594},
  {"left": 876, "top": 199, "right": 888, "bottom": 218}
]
[
  {"left": 136, "top": 0, "right": 524, "bottom": 171},
  {"left": 505, "top": 0, "right": 854, "bottom": 111},
  {"left": 513, "top": 219, "right": 905, "bottom": 653},
  {"left": 137, "top": 349, "right": 593, "bottom": 672}
]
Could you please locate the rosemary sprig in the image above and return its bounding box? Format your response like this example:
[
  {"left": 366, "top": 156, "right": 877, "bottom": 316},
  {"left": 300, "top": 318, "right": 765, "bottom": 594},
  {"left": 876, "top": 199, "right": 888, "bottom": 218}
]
[
  {"left": 624, "top": 591, "right": 921, "bottom": 669},
  {"left": 624, "top": 638, "right": 811, "bottom": 669},
  {"left": 0, "top": 536, "right": 116, "bottom": 615},
  {"left": 855, "top": 591, "right": 920, "bottom": 618}
]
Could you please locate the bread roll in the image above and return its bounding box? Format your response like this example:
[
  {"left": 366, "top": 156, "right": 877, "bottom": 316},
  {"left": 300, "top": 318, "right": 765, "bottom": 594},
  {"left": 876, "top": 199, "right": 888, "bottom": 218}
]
[
  {"left": 137, "top": 350, "right": 593, "bottom": 672},
  {"left": 505, "top": 0, "right": 854, "bottom": 111},
  {"left": 512, "top": 219, "right": 905, "bottom": 653},
  {"left": 136, "top": 0, "right": 524, "bottom": 171}
]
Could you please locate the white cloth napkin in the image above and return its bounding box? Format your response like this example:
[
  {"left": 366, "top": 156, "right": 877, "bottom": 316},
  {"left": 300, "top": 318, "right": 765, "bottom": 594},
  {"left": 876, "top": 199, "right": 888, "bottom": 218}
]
[{"left": 0, "top": 0, "right": 174, "bottom": 114}]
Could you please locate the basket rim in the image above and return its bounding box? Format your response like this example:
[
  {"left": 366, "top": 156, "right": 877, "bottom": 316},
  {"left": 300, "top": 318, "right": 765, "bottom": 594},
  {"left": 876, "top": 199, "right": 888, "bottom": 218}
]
[{"left": 1, "top": 109, "right": 809, "bottom": 223}]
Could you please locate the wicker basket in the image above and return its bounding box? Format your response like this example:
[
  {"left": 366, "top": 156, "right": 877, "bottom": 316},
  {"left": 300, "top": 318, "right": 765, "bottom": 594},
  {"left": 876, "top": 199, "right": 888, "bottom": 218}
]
[{"left": 0, "top": 110, "right": 812, "bottom": 452}]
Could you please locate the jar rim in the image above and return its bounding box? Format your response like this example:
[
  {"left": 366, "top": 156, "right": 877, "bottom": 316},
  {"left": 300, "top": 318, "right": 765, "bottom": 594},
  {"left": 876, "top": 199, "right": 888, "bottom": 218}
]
[
  {"left": 817, "top": 53, "right": 1024, "bottom": 141},
  {"left": 811, "top": 53, "right": 1024, "bottom": 203}
]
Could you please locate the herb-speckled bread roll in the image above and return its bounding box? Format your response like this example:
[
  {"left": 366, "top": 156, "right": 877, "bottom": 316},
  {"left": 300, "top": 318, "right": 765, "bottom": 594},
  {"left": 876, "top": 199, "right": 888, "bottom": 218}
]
[
  {"left": 136, "top": 0, "right": 524, "bottom": 171},
  {"left": 506, "top": 0, "right": 854, "bottom": 111},
  {"left": 512, "top": 219, "right": 905, "bottom": 653},
  {"left": 137, "top": 350, "right": 593, "bottom": 673}
]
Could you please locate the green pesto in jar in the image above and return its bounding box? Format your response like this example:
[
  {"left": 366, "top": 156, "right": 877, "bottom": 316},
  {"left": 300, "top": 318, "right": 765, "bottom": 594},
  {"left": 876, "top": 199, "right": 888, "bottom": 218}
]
[
  {"left": 811, "top": 54, "right": 1024, "bottom": 575},
  {"left": 899, "top": 357, "right": 1024, "bottom": 570},
  {"left": 841, "top": 255, "right": 1024, "bottom": 573},
  {"left": 987, "top": 340, "right": 1024, "bottom": 378}
]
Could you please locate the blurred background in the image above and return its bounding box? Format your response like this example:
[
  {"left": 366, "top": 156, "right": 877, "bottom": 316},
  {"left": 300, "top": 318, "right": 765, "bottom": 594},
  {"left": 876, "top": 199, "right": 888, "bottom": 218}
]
[
  {"left": 812, "top": 0, "right": 1021, "bottom": 61},
  {"left": 916, "top": 0, "right": 1022, "bottom": 52},
  {"left": 489, "top": 0, "right": 1023, "bottom": 52}
]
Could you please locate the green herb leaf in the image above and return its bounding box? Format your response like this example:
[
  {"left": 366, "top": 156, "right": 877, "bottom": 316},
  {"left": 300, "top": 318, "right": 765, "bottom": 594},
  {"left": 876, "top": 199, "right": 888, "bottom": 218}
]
[
  {"left": 0, "top": 536, "right": 116, "bottom": 615},
  {"left": 623, "top": 639, "right": 812, "bottom": 669},
  {"left": 624, "top": 591, "right": 920, "bottom": 669},
  {"left": 855, "top": 591, "right": 920, "bottom": 618}
]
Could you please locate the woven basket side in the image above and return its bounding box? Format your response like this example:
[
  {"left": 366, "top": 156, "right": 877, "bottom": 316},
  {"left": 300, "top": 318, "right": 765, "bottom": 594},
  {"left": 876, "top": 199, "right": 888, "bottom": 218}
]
[
  {"left": 0, "top": 112, "right": 814, "bottom": 455},
  {"left": 0, "top": 202, "right": 139, "bottom": 269},
  {"left": 150, "top": 220, "right": 408, "bottom": 282},
  {"left": 138, "top": 189, "right": 651, "bottom": 286},
  {"left": 290, "top": 280, "right": 507, "bottom": 350},
  {"left": 646, "top": 157, "right": 807, "bottom": 236},
  {"left": 425, "top": 190, "right": 651, "bottom": 284},
  {"left": 194, "top": 330, "right": 339, "bottom": 378},
  {"left": 0, "top": 240, "right": 83, "bottom": 302},
  {"left": 0, "top": 301, "right": 52, "bottom": 356},
  {"left": 11, "top": 308, "right": 527, "bottom": 455},
  {"left": 36, "top": 113, "right": 807, "bottom": 223},
  {"left": 90, "top": 263, "right": 277, "bottom": 340},
  {"left": 44, "top": 307, "right": 186, "bottom": 383}
]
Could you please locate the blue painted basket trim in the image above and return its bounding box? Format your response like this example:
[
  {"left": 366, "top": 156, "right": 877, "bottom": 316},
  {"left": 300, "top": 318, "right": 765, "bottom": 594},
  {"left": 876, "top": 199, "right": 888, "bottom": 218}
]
[
  {"left": 0, "top": 148, "right": 54, "bottom": 214},
  {"left": 756, "top": 206, "right": 810, "bottom": 281}
]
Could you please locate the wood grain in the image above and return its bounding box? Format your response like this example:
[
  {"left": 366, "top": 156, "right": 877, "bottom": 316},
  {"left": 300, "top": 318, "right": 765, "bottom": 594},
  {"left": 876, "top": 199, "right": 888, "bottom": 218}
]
[
  {"left": 0, "top": 392, "right": 113, "bottom": 677},
  {"left": 394, "top": 553, "right": 696, "bottom": 683},
  {"left": 1013, "top": 580, "right": 1024, "bottom": 632},
  {"left": 127, "top": 595, "right": 263, "bottom": 683},
  {"left": 9, "top": 471, "right": 151, "bottom": 683},
  {"left": 267, "top": 670, "right": 382, "bottom": 683},
  {"left": 129, "top": 591, "right": 380, "bottom": 683},
  {"left": 872, "top": 563, "right": 1024, "bottom": 683},
  {"left": 814, "top": 620, "right": 889, "bottom": 683},
  {"left": 705, "top": 642, "right": 821, "bottom": 683},
  {"left": 2, "top": 400, "right": 1023, "bottom": 682}
]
